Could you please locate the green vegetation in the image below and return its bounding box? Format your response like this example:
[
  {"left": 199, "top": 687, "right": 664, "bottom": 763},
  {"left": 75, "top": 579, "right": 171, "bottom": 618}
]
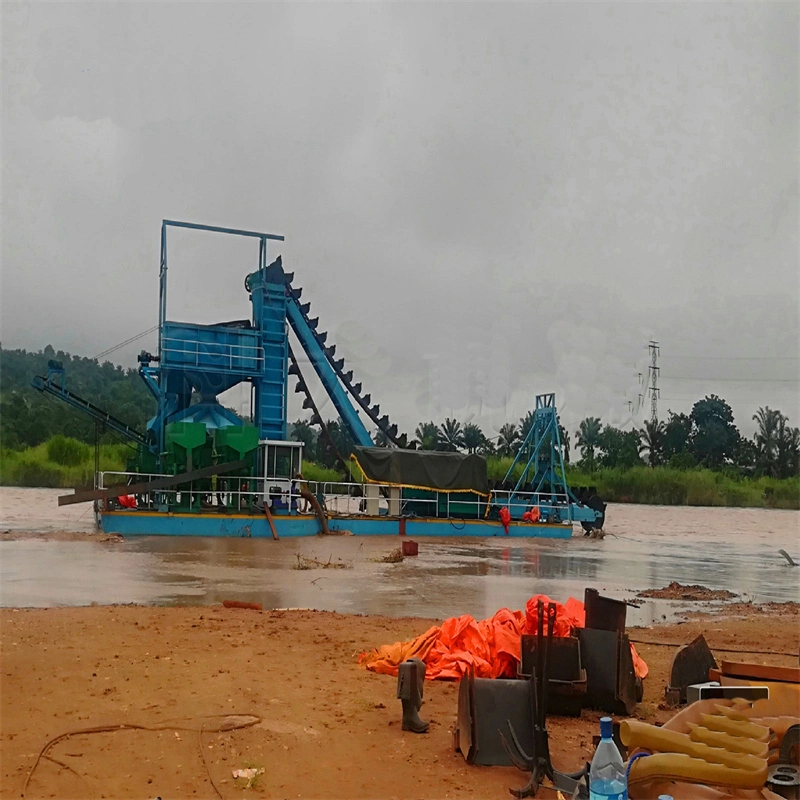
[
  {"left": 300, "top": 461, "right": 344, "bottom": 485},
  {"left": 0, "top": 438, "right": 129, "bottom": 488},
  {"left": 564, "top": 465, "right": 798, "bottom": 510},
  {"left": 1, "top": 346, "right": 155, "bottom": 450}
]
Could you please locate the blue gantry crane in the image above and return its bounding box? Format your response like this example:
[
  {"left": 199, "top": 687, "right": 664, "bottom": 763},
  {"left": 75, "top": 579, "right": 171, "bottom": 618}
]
[{"left": 35, "top": 220, "right": 404, "bottom": 480}]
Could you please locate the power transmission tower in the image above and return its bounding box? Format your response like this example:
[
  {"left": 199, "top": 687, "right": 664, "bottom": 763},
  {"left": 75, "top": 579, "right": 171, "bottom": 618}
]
[{"left": 648, "top": 341, "right": 660, "bottom": 423}]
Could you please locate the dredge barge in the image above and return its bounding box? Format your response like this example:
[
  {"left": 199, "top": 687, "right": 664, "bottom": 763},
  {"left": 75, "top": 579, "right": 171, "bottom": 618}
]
[{"left": 36, "top": 221, "right": 606, "bottom": 538}]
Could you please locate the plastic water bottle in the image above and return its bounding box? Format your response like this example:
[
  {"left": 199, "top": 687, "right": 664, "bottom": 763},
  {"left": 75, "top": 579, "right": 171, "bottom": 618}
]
[{"left": 589, "top": 717, "right": 627, "bottom": 800}]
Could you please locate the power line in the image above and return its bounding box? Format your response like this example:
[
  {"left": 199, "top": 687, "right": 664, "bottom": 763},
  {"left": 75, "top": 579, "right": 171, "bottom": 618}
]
[
  {"left": 93, "top": 326, "right": 159, "bottom": 361},
  {"left": 667, "top": 355, "right": 799, "bottom": 361},
  {"left": 664, "top": 376, "right": 799, "bottom": 383}
]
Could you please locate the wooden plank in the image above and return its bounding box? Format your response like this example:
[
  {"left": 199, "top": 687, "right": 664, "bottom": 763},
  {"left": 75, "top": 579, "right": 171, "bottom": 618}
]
[
  {"left": 58, "top": 460, "right": 248, "bottom": 507},
  {"left": 720, "top": 660, "right": 800, "bottom": 684}
]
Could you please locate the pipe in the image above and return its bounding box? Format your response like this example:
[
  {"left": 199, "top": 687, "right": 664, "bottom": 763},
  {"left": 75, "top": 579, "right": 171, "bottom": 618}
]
[
  {"left": 697, "top": 713, "right": 771, "bottom": 742},
  {"left": 686, "top": 724, "right": 769, "bottom": 758},
  {"left": 263, "top": 502, "right": 278, "bottom": 540},
  {"left": 301, "top": 489, "right": 329, "bottom": 535},
  {"left": 627, "top": 752, "right": 768, "bottom": 789},
  {"left": 620, "top": 719, "right": 768, "bottom": 789}
]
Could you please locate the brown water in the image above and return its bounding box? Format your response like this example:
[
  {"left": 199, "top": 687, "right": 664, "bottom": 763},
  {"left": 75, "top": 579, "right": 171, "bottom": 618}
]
[{"left": 1, "top": 488, "right": 798, "bottom": 621}]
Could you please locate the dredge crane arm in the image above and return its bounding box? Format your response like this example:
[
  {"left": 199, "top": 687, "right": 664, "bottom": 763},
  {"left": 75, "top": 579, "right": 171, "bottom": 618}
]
[{"left": 31, "top": 361, "right": 151, "bottom": 449}]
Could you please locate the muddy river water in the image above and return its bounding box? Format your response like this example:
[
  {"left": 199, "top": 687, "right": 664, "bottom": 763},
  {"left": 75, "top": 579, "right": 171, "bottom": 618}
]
[{"left": 1, "top": 488, "right": 798, "bottom": 622}]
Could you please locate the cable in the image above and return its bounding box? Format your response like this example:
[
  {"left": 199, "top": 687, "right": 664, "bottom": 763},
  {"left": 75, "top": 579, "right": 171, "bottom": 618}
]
[
  {"left": 664, "top": 376, "right": 798, "bottom": 383},
  {"left": 93, "top": 326, "right": 158, "bottom": 361},
  {"left": 626, "top": 752, "right": 649, "bottom": 782},
  {"left": 21, "top": 714, "right": 261, "bottom": 799},
  {"left": 668, "top": 356, "right": 799, "bottom": 362},
  {"left": 627, "top": 637, "right": 797, "bottom": 657}
]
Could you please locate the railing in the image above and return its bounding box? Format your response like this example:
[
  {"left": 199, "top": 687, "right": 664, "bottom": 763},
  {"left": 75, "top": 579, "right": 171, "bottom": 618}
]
[
  {"left": 97, "top": 472, "right": 574, "bottom": 523},
  {"left": 161, "top": 336, "right": 265, "bottom": 374}
]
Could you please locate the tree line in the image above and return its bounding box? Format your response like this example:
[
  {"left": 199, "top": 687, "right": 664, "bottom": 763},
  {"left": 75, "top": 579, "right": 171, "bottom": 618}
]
[
  {"left": 3, "top": 347, "right": 798, "bottom": 480},
  {"left": 293, "top": 395, "right": 799, "bottom": 480},
  {"left": 574, "top": 395, "right": 799, "bottom": 479}
]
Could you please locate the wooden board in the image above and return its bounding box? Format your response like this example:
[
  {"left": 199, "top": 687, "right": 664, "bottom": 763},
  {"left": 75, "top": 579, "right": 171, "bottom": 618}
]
[{"left": 720, "top": 660, "right": 800, "bottom": 684}]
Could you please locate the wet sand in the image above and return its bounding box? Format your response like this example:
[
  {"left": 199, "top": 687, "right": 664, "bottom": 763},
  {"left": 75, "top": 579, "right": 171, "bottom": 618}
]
[{"left": 1, "top": 603, "right": 798, "bottom": 800}]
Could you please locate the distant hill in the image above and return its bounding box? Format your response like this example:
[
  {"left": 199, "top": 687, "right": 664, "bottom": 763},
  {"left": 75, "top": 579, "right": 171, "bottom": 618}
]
[{"left": 0, "top": 346, "right": 156, "bottom": 449}]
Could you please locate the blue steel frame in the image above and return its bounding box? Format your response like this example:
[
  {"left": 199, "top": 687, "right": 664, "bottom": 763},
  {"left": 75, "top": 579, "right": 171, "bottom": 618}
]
[
  {"left": 154, "top": 220, "right": 285, "bottom": 452},
  {"left": 285, "top": 297, "right": 374, "bottom": 447},
  {"left": 501, "top": 394, "right": 596, "bottom": 523}
]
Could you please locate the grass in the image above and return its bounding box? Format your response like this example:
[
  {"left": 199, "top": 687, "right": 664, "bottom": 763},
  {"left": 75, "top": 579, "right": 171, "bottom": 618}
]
[
  {"left": 0, "top": 438, "right": 130, "bottom": 489},
  {"left": 565, "top": 465, "right": 799, "bottom": 510}
]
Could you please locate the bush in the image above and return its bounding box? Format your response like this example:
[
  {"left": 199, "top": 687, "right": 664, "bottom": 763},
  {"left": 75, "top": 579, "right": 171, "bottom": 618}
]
[
  {"left": 301, "top": 461, "right": 345, "bottom": 485},
  {"left": 46, "top": 435, "right": 90, "bottom": 466},
  {"left": 14, "top": 458, "right": 63, "bottom": 487}
]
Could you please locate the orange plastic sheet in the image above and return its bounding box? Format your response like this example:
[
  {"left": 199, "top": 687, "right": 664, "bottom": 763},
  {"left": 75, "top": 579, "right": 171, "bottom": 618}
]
[{"left": 359, "top": 594, "right": 648, "bottom": 680}]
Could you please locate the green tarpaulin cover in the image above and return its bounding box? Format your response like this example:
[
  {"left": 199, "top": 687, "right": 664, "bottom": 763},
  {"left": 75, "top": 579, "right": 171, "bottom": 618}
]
[{"left": 352, "top": 447, "right": 489, "bottom": 495}]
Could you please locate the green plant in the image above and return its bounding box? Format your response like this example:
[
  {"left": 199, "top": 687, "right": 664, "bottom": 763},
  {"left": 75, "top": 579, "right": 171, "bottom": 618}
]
[{"left": 46, "top": 435, "right": 90, "bottom": 466}]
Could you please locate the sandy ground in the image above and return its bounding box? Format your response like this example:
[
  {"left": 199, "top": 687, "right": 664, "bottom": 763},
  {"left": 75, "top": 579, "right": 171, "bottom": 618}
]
[{"left": 1, "top": 603, "right": 798, "bottom": 800}]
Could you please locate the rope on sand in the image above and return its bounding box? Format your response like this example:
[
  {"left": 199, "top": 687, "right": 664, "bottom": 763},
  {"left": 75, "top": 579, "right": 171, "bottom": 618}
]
[{"left": 22, "top": 714, "right": 262, "bottom": 799}]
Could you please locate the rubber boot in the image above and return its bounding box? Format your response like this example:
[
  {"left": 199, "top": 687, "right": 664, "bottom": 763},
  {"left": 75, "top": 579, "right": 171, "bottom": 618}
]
[
  {"left": 397, "top": 659, "right": 429, "bottom": 733},
  {"left": 408, "top": 657, "right": 427, "bottom": 709}
]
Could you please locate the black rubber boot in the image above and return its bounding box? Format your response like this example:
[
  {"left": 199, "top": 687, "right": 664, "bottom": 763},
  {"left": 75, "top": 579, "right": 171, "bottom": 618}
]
[{"left": 397, "top": 658, "right": 429, "bottom": 733}]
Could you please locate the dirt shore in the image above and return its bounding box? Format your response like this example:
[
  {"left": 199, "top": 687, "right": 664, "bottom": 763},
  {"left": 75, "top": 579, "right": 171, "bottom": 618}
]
[{"left": 1, "top": 603, "right": 798, "bottom": 800}]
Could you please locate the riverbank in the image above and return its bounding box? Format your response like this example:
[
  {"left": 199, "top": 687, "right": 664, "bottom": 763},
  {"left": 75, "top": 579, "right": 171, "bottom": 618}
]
[
  {"left": 1, "top": 603, "right": 797, "bottom": 799},
  {"left": 565, "top": 465, "right": 799, "bottom": 509}
]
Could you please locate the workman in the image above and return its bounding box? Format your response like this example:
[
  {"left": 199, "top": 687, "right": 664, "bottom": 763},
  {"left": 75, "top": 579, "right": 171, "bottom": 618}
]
[{"left": 294, "top": 472, "right": 310, "bottom": 513}]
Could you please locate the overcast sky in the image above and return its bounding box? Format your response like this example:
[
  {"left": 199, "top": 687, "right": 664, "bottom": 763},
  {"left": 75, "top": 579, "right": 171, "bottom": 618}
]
[{"left": 3, "top": 2, "right": 798, "bottom": 442}]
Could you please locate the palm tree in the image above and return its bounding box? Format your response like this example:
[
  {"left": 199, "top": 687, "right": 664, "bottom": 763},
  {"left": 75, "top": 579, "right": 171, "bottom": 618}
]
[
  {"left": 576, "top": 417, "right": 602, "bottom": 471},
  {"left": 463, "top": 423, "right": 484, "bottom": 454},
  {"left": 496, "top": 423, "right": 519, "bottom": 457},
  {"left": 518, "top": 411, "right": 534, "bottom": 441},
  {"left": 639, "top": 419, "right": 666, "bottom": 467},
  {"left": 290, "top": 419, "right": 316, "bottom": 453},
  {"left": 753, "top": 406, "right": 782, "bottom": 477},
  {"left": 558, "top": 423, "right": 570, "bottom": 465},
  {"left": 785, "top": 426, "right": 800, "bottom": 477},
  {"left": 414, "top": 421, "right": 439, "bottom": 451},
  {"left": 516, "top": 411, "right": 535, "bottom": 458},
  {"left": 776, "top": 416, "right": 800, "bottom": 479},
  {"left": 477, "top": 436, "right": 496, "bottom": 456},
  {"left": 437, "top": 418, "right": 465, "bottom": 452}
]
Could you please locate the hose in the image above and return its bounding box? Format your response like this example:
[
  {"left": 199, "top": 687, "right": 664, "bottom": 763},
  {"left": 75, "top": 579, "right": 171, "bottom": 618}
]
[
  {"left": 620, "top": 718, "right": 769, "bottom": 789},
  {"left": 302, "top": 488, "right": 329, "bottom": 535}
]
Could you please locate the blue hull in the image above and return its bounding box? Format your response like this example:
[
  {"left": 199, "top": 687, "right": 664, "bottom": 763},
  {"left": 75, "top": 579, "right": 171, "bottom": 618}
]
[{"left": 101, "top": 511, "right": 575, "bottom": 539}]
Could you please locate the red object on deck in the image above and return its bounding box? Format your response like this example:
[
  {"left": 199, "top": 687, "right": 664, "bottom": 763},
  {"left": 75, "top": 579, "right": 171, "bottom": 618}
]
[
  {"left": 499, "top": 507, "right": 511, "bottom": 534},
  {"left": 118, "top": 495, "right": 137, "bottom": 509},
  {"left": 401, "top": 540, "right": 419, "bottom": 556}
]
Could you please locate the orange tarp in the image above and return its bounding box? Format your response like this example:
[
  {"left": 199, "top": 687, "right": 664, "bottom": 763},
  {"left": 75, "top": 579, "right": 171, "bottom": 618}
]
[{"left": 359, "top": 594, "right": 648, "bottom": 681}]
